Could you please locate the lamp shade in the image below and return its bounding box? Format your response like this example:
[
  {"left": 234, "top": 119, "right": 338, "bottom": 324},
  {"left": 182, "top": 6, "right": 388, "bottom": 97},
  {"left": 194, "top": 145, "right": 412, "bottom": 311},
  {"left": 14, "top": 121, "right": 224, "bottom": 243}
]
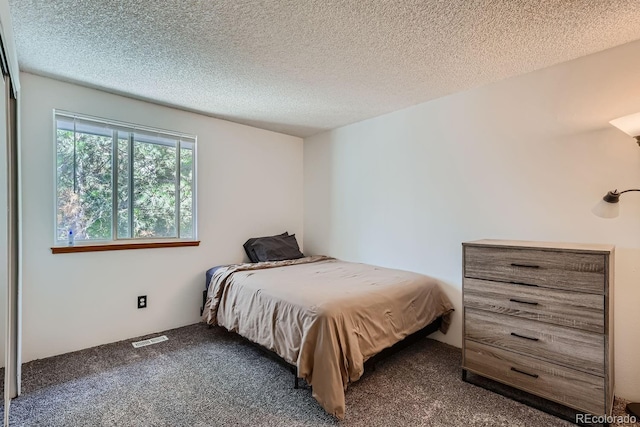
[
  {"left": 610, "top": 112, "right": 640, "bottom": 137},
  {"left": 592, "top": 199, "right": 620, "bottom": 218}
]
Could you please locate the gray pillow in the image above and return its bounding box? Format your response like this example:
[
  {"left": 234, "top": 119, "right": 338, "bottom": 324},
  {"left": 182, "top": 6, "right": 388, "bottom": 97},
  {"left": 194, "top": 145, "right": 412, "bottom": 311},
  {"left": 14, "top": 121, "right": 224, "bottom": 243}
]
[
  {"left": 251, "top": 234, "right": 304, "bottom": 262},
  {"left": 243, "top": 232, "right": 288, "bottom": 262}
]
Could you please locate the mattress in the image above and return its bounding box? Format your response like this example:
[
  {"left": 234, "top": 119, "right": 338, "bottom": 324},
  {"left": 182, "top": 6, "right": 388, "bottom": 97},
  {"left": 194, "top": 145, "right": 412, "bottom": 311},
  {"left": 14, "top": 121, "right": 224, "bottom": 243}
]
[{"left": 205, "top": 266, "right": 225, "bottom": 291}]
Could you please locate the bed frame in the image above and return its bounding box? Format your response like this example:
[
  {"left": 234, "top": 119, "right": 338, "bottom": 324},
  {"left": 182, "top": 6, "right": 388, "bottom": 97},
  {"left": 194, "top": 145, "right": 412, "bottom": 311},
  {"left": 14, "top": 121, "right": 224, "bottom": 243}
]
[{"left": 237, "top": 315, "right": 444, "bottom": 389}]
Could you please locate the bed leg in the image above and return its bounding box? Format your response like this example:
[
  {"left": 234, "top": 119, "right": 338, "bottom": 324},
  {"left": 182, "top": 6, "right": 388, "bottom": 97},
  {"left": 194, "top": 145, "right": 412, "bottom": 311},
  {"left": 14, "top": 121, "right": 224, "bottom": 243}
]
[
  {"left": 462, "top": 369, "right": 468, "bottom": 382},
  {"left": 294, "top": 376, "right": 299, "bottom": 389}
]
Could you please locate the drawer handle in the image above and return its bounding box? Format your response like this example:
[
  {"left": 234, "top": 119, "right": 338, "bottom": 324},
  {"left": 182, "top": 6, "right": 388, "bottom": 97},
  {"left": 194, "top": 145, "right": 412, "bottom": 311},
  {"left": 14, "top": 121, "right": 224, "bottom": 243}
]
[
  {"left": 510, "top": 281, "right": 539, "bottom": 287},
  {"left": 510, "top": 263, "right": 540, "bottom": 269},
  {"left": 510, "top": 332, "right": 539, "bottom": 341},
  {"left": 510, "top": 367, "right": 539, "bottom": 378},
  {"left": 509, "top": 298, "right": 539, "bottom": 306}
]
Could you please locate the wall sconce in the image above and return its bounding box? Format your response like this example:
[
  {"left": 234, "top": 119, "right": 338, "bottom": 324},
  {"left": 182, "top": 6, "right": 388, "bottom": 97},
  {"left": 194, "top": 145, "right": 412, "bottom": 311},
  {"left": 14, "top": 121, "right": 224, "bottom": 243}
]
[{"left": 592, "top": 112, "right": 640, "bottom": 219}]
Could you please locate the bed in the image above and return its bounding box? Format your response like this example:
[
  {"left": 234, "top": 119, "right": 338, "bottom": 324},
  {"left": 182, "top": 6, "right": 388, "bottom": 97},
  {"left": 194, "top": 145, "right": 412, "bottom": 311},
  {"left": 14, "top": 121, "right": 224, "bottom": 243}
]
[{"left": 202, "top": 255, "right": 454, "bottom": 419}]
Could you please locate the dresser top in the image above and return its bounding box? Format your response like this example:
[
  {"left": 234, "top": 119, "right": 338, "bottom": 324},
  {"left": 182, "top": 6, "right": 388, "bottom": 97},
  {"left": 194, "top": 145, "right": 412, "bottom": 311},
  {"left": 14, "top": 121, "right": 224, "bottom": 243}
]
[{"left": 463, "top": 239, "right": 614, "bottom": 254}]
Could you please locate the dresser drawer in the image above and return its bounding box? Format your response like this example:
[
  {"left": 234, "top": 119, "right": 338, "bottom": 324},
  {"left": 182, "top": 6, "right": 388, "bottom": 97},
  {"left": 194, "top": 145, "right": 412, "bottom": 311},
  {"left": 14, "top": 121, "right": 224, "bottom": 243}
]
[
  {"left": 464, "top": 246, "right": 605, "bottom": 294},
  {"left": 465, "top": 308, "right": 604, "bottom": 376},
  {"left": 464, "top": 340, "right": 605, "bottom": 415},
  {"left": 463, "top": 278, "right": 604, "bottom": 333}
]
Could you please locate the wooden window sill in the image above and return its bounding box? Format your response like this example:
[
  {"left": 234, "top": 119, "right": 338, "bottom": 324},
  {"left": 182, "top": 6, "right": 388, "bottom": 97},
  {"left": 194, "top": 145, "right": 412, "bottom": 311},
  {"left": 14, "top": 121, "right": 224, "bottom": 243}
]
[{"left": 51, "top": 240, "right": 200, "bottom": 254}]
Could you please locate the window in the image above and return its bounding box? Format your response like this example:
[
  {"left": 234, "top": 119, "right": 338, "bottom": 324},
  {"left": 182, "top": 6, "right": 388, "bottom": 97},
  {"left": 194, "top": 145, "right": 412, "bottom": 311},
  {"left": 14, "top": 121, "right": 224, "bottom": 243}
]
[{"left": 54, "top": 111, "right": 196, "bottom": 245}]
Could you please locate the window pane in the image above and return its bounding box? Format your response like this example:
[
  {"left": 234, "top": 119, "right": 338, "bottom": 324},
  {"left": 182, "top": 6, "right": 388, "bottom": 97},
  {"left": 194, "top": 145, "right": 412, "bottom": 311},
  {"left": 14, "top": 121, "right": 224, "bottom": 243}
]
[
  {"left": 117, "top": 135, "right": 130, "bottom": 238},
  {"left": 56, "top": 128, "right": 112, "bottom": 241},
  {"left": 133, "top": 136, "right": 177, "bottom": 238},
  {"left": 180, "top": 142, "right": 194, "bottom": 238},
  {"left": 56, "top": 127, "right": 75, "bottom": 240}
]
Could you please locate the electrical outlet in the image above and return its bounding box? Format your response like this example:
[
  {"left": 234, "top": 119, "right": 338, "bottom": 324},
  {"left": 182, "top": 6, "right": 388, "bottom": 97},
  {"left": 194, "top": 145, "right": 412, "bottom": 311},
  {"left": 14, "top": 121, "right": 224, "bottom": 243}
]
[{"left": 138, "top": 295, "right": 147, "bottom": 309}]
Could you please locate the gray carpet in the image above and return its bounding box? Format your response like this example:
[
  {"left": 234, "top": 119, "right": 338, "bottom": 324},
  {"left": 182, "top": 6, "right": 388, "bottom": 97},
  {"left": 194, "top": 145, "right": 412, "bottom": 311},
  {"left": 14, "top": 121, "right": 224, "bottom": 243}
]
[{"left": 6, "top": 324, "right": 638, "bottom": 426}]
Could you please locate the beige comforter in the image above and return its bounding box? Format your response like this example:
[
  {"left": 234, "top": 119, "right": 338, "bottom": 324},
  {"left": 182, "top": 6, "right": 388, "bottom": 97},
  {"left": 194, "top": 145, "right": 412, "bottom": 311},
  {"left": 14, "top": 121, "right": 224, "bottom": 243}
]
[{"left": 202, "top": 256, "right": 454, "bottom": 419}]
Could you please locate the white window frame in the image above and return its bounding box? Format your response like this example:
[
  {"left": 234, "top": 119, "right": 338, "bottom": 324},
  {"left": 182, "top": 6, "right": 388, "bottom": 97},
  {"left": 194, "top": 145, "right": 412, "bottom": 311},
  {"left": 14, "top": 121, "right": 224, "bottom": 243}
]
[{"left": 52, "top": 110, "right": 198, "bottom": 245}]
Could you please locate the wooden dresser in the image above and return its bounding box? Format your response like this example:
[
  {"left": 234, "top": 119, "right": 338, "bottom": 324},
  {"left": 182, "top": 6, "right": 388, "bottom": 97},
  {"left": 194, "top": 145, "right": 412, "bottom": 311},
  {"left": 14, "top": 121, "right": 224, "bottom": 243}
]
[{"left": 462, "top": 240, "right": 614, "bottom": 417}]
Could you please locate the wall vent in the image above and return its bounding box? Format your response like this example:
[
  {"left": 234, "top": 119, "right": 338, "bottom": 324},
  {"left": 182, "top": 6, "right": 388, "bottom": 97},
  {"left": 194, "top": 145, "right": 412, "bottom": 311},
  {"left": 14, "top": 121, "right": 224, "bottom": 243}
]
[{"left": 132, "top": 335, "right": 168, "bottom": 348}]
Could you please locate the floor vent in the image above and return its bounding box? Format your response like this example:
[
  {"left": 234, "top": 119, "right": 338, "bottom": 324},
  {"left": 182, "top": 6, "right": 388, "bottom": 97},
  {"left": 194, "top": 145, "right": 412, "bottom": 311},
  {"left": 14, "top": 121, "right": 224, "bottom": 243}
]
[{"left": 132, "top": 335, "right": 168, "bottom": 348}]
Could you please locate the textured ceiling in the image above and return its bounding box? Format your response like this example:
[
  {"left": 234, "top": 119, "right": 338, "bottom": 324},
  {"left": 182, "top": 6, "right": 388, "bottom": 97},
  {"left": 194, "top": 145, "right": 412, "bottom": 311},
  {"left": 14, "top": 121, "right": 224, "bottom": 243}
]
[{"left": 9, "top": 1, "right": 640, "bottom": 137}]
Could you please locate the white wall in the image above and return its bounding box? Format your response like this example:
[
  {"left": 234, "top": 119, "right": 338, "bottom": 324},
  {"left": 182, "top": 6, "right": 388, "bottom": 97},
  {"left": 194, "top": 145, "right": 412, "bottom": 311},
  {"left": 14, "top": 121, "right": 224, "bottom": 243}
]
[
  {"left": 21, "top": 73, "right": 303, "bottom": 362},
  {"left": 304, "top": 40, "right": 640, "bottom": 401}
]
